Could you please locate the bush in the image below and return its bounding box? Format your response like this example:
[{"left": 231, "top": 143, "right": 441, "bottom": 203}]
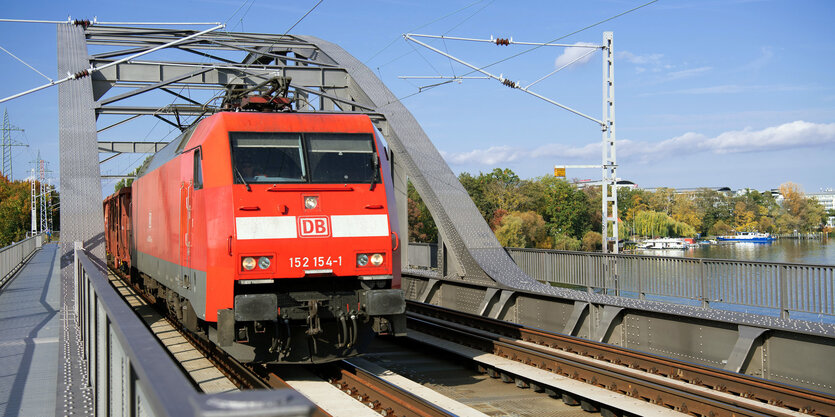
[
  {"left": 581, "top": 231, "right": 602, "bottom": 251},
  {"left": 553, "top": 233, "right": 581, "bottom": 251}
]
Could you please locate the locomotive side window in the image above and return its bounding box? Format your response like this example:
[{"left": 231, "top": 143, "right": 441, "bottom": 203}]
[
  {"left": 193, "top": 149, "right": 203, "bottom": 190},
  {"left": 306, "top": 133, "right": 376, "bottom": 184},
  {"left": 231, "top": 133, "right": 306, "bottom": 183}
]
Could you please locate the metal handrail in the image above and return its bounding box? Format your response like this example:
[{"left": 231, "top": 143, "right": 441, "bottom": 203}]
[
  {"left": 73, "top": 246, "right": 314, "bottom": 416},
  {"left": 0, "top": 234, "right": 43, "bottom": 288},
  {"left": 406, "top": 242, "right": 835, "bottom": 319}
]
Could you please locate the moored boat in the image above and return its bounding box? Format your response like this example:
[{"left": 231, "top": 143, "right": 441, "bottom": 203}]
[
  {"left": 637, "top": 237, "right": 688, "bottom": 249},
  {"left": 716, "top": 231, "right": 775, "bottom": 243}
]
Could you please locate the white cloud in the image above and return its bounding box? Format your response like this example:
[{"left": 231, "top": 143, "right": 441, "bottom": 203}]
[
  {"left": 442, "top": 121, "right": 835, "bottom": 166},
  {"left": 618, "top": 51, "right": 664, "bottom": 67},
  {"left": 664, "top": 66, "right": 712, "bottom": 80},
  {"left": 554, "top": 42, "right": 598, "bottom": 69}
]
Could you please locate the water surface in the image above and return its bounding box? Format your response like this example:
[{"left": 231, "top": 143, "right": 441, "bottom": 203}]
[{"left": 634, "top": 239, "right": 835, "bottom": 265}]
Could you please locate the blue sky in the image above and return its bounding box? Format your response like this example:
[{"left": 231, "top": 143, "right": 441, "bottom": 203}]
[{"left": 1, "top": 0, "right": 833, "bottom": 194}]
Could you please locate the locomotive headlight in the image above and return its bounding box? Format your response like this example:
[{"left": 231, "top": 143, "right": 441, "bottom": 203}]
[
  {"left": 370, "top": 253, "right": 384, "bottom": 266},
  {"left": 258, "top": 256, "right": 271, "bottom": 270},
  {"left": 304, "top": 196, "right": 318, "bottom": 209},
  {"left": 357, "top": 254, "right": 369, "bottom": 267},
  {"left": 242, "top": 257, "right": 256, "bottom": 271}
]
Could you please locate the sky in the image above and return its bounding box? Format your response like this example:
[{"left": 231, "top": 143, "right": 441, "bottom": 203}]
[{"left": 0, "top": 0, "right": 834, "bottom": 194}]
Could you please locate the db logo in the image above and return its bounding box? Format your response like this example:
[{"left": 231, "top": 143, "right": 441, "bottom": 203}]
[{"left": 298, "top": 217, "right": 330, "bottom": 237}]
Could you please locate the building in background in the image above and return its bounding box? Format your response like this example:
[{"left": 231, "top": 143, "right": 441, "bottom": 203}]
[{"left": 808, "top": 189, "right": 835, "bottom": 228}]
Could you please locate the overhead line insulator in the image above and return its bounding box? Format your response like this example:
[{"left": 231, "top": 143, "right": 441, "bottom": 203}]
[
  {"left": 72, "top": 19, "right": 92, "bottom": 28},
  {"left": 72, "top": 69, "right": 90, "bottom": 79},
  {"left": 495, "top": 38, "right": 510, "bottom": 46},
  {"left": 502, "top": 78, "right": 517, "bottom": 88}
]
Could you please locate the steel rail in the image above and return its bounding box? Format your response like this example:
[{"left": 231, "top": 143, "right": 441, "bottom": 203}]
[
  {"left": 109, "top": 263, "right": 338, "bottom": 417},
  {"left": 108, "top": 265, "right": 269, "bottom": 390},
  {"left": 407, "top": 301, "right": 835, "bottom": 416},
  {"left": 323, "top": 361, "right": 456, "bottom": 417}
]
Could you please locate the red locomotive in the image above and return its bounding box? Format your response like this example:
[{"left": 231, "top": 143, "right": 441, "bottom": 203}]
[{"left": 103, "top": 109, "right": 406, "bottom": 363}]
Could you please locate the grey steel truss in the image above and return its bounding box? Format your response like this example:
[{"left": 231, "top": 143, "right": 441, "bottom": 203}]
[
  {"left": 65, "top": 24, "right": 530, "bottom": 290},
  {"left": 58, "top": 26, "right": 835, "bottom": 394}
]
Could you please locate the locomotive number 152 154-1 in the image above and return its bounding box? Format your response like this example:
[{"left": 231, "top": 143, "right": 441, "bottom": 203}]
[{"left": 289, "top": 256, "right": 343, "bottom": 268}]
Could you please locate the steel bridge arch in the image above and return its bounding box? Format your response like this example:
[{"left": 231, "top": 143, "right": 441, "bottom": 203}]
[
  {"left": 58, "top": 24, "right": 532, "bottom": 289},
  {"left": 57, "top": 24, "right": 835, "bottom": 393}
]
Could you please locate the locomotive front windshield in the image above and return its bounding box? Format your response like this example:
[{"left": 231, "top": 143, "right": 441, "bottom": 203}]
[{"left": 231, "top": 132, "right": 377, "bottom": 184}]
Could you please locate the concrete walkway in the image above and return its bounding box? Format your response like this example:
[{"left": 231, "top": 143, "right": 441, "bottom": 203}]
[{"left": 0, "top": 243, "right": 61, "bottom": 417}]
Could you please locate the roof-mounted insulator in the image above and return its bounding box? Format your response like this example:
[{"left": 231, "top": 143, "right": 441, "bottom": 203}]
[
  {"left": 502, "top": 78, "right": 517, "bottom": 88},
  {"left": 495, "top": 38, "right": 510, "bottom": 46},
  {"left": 72, "top": 69, "right": 90, "bottom": 79},
  {"left": 72, "top": 19, "right": 92, "bottom": 29}
]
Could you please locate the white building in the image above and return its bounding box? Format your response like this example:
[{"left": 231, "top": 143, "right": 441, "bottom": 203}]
[{"left": 808, "top": 190, "right": 835, "bottom": 228}]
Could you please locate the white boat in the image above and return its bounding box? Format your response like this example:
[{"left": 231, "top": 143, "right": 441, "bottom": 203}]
[
  {"left": 637, "top": 238, "right": 688, "bottom": 249},
  {"left": 716, "top": 232, "right": 775, "bottom": 243}
]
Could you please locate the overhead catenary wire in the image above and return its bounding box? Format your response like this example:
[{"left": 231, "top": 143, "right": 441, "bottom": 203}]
[
  {"left": 0, "top": 18, "right": 221, "bottom": 25},
  {"left": 282, "top": 0, "right": 324, "bottom": 36},
  {"left": 404, "top": 34, "right": 604, "bottom": 126},
  {"left": 0, "top": 44, "right": 52, "bottom": 82},
  {"left": 0, "top": 23, "right": 225, "bottom": 104},
  {"left": 386, "top": 0, "right": 659, "bottom": 106},
  {"left": 364, "top": 0, "right": 489, "bottom": 64}
]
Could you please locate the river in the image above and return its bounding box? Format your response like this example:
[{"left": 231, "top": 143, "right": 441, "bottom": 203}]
[{"left": 633, "top": 238, "right": 835, "bottom": 265}]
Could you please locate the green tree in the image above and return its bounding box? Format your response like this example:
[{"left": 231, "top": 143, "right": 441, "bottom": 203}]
[
  {"left": 407, "top": 182, "right": 437, "bottom": 242},
  {"left": 0, "top": 175, "right": 33, "bottom": 246},
  {"left": 693, "top": 189, "right": 732, "bottom": 236},
  {"left": 536, "top": 176, "right": 592, "bottom": 240}
]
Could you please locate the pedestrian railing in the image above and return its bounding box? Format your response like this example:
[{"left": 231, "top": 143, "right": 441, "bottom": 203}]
[
  {"left": 73, "top": 244, "right": 315, "bottom": 417},
  {"left": 407, "top": 242, "right": 835, "bottom": 319},
  {"left": 0, "top": 234, "right": 43, "bottom": 288}
]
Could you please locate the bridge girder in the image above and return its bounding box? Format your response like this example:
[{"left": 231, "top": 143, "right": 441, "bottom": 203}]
[{"left": 57, "top": 25, "right": 835, "bottom": 394}]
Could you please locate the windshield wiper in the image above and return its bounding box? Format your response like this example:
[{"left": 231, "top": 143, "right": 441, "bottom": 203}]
[
  {"left": 234, "top": 166, "right": 252, "bottom": 192},
  {"left": 369, "top": 153, "right": 379, "bottom": 191}
]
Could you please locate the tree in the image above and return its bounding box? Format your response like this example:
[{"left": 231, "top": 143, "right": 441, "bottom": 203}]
[
  {"left": 406, "top": 182, "right": 437, "bottom": 242},
  {"left": 0, "top": 175, "right": 33, "bottom": 246},
  {"left": 495, "top": 211, "right": 551, "bottom": 249},
  {"left": 633, "top": 210, "right": 696, "bottom": 237},
  {"left": 581, "top": 231, "right": 602, "bottom": 251},
  {"left": 553, "top": 233, "right": 581, "bottom": 250},
  {"left": 537, "top": 176, "right": 592, "bottom": 240},
  {"left": 647, "top": 187, "right": 675, "bottom": 215},
  {"left": 709, "top": 220, "right": 732, "bottom": 237},
  {"left": 694, "top": 189, "right": 732, "bottom": 236},
  {"left": 672, "top": 193, "right": 702, "bottom": 233},
  {"left": 777, "top": 182, "right": 826, "bottom": 233}
]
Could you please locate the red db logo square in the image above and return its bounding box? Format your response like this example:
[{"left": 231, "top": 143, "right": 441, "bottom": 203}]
[{"left": 299, "top": 217, "right": 330, "bottom": 237}]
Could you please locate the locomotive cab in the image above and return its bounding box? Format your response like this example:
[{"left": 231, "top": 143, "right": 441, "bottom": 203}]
[
  {"left": 114, "top": 111, "right": 407, "bottom": 365},
  {"left": 213, "top": 113, "right": 406, "bottom": 363}
]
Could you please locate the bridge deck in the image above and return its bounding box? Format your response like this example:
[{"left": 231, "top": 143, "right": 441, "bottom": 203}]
[{"left": 0, "top": 243, "right": 61, "bottom": 416}]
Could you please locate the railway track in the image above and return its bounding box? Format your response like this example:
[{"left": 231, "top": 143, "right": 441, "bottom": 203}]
[
  {"left": 110, "top": 262, "right": 835, "bottom": 416},
  {"left": 406, "top": 301, "right": 835, "bottom": 417},
  {"left": 108, "top": 265, "right": 473, "bottom": 417}
]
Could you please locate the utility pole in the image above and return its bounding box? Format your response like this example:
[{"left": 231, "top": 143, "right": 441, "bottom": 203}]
[
  {"left": 403, "top": 32, "right": 618, "bottom": 252},
  {"left": 38, "top": 153, "right": 50, "bottom": 234},
  {"left": 29, "top": 167, "right": 37, "bottom": 236},
  {"left": 29, "top": 151, "right": 53, "bottom": 236},
  {"left": 601, "top": 32, "right": 618, "bottom": 254},
  {"left": 2, "top": 109, "right": 26, "bottom": 179}
]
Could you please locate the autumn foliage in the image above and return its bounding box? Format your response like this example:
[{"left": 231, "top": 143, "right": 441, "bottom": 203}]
[
  {"left": 407, "top": 168, "right": 827, "bottom": 250},
  {"left": 0, "top": 175, "right": 33, "bottom": 246}
]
